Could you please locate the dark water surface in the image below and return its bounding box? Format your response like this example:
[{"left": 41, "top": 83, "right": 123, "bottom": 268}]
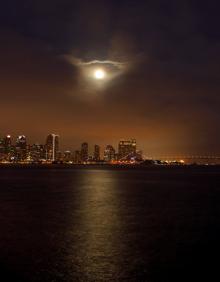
[{"left": 0, "top": 167, "right": 220, "bottom": 281}]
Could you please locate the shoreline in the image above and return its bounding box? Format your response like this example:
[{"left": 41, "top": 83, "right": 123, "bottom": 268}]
[{"left": 0, "top": 163, "right": 219, "bottom": 169}]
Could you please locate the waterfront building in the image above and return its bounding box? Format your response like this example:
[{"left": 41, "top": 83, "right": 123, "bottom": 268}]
[
  {"left": 118, "top": 139, "right": 136, "bottom": 160},
  {"left": 3, "top": 135, "right": 12, "bottom": 154},
  {"left": 0, "top": 137, "right": 5, "bottom": 160},
  {"left": 104, "top": 145, "right": 116, "bottom": 162},
  {"left": 45, "top": 134, "right": 59, "bottom": 162},
  {"left": 93, "top": 145, "right": 100, "bottom": 161},
  {"left": 81, "top": 142, "right": 88, "bottom": 162},
  {"left": 16, "top": 135, "right": 27, "bottom": 161},
  {"left": 56, "top": 151, "right": 63, "bottom": 162},
  {"left": 64, "top": 150, "right": 72, "bottom": 162},
  {"left": 74, "top": 150, "right": 81, "bottom": 163},
  {"left": 30, "top": 144, "right": 46, "bottom": 162}
]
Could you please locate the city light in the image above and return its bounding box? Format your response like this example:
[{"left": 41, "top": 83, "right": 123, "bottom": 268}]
[{"left": 0, "top": 134, "right": 219, "bottom": 165}]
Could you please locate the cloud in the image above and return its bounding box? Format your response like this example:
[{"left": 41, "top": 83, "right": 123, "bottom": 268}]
[
  {"left": 77, "top": 59, "right": 127, "bottom": 69},
  {"left": 63, "top": 55, "right": 132, "bottom": 98},
  {"left": 0, "top": 1, "right": 220, "bottom": 154},
  {"left": 64, "top": 55, "right": 129, "bottom": 71}
]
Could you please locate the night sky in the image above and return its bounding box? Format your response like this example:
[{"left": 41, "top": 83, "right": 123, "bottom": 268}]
[{"left": 0, "top": 0, "right": 219, "bottom": 155}]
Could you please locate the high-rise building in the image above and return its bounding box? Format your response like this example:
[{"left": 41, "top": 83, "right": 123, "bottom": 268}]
[
  {"left": 4, "top": 135, "right": 12, "bottom": 154},
  {"left": 16, "top": 135, "right": 27, "bottom": 161},
  {"left": 56, "top": 151, "right": 63, "bottom": 162},
  {"left": 93, "top": 145, "right": 100, "bottom": 161},
  {"left": 81, "top": 142, "right": 88, "bottom": 162},
  {"left": 74, "top": 150, "right": 81, "bottom": 163},
  {"left": 64, "top": 151, "right": 72, "bottom": 162},
  {"left": 104, "top": 145, "right": 116, "bottom": 162},
  {"left": 0, "top": 137, "right": 5, "bottom": 160},
  {"left": 30, "top": 144, "right": 45, "bottom": 162},
  {"left": 0, "top": 135, "right": 11, "bottom": 159},
  {"left": 45, "top": 134, "right": 59, "bottom": 162},
  {"left": 0, "top": 137, "right": 4, "bottom": 155},
  {"left": 118, "top": 139, "right": 136, "bottom": 160}
]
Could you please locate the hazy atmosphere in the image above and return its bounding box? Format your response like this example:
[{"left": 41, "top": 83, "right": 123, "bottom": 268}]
[{"left": 1, "top": 0, "right": 220, "bottom": 155}]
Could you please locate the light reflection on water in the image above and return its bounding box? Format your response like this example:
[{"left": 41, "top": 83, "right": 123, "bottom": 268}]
[
  {"left": 65, "top": 169, "right": 124, "bottom": 280},
  {"left": 0, "top": 167, "right": 220, "bottom": 281}
]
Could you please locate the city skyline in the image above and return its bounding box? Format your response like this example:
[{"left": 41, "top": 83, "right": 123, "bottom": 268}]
[
  {"left": 1, "top": 2, "right": 220, "bottom": 281},
  {"left": 0, "top": 131, "right": 219, "bottom": 157},
  {"left": 0, "top": 132, "right": 142, "bottom": 163},
  {"left": 0, "top": 1, "right": 219, "bottom": 156},
  {"left": 1, "top": 132, "right": 220, "bottom": 165},
  {"left": 0, "top": 132, "right": 137, "bottom": 154}
]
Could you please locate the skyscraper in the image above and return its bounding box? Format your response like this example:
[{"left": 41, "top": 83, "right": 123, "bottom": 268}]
[
  {"left": 30, "top": 144, "right": 45, "bottom": 162},
  {"left": 118, "top": 139, "right": 136, "bottom": 160},
  {"left": 45, "top": 134, "right": 59, "bottom": 162},
  {"left": 104, "top": 145, "right": 116, "bottom": 162},
  {"left": 81, "top": 142, "right": 88, "bottom": 162},
  {"left": 93, "top": 145, "right": 100, "bottom": 161},
  {"left": 63, "top": 151, "right": 72, "bottom": 162},
  {"left": 56, "top": 151, "right": 63, "bottom": 162},
  {"left": 16, "top": 135, "right": 27, "bottom": 161},
  {"left": 0, "top": 137, "right": 4, "bottom": 155},
  {"left": 3, "top": 135, "right": 12, "bottom": 154},
  {"left": 74, "top": 150, "right": 81, "bottom": 163}
]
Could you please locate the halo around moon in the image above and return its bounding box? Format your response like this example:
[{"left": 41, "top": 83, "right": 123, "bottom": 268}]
[{"left": 94, "top": 69, "right": 105, "bottom": 80}]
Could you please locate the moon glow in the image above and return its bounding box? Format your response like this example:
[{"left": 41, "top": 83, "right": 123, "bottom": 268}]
[{"left": 94, "top": 69, "right": 105, "bottom": 80}]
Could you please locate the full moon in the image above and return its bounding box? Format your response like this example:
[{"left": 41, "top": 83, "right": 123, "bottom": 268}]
[{"left": 94, "top": 69, "right": 105, "bottom": 80}]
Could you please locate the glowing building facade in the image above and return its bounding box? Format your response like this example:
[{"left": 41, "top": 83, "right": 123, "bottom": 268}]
[
  {"left": 93, "top": 145, "right": 100, "bottom": 161},
  {"left": 45, "top": 134, "right": 59, "bottom": 162},
  {"left": 74, "top": 150, "right": 81, "bottom": 163},
  {"left": 81, "top": 142, "right": 88, "bottom": 162},
  {"left": 118, "top": 139, "right": 136, "bottom": 160},
  {"left": 30, "top": 144, "right": 45, "bottom": 162},
  {"left": 104, "top": 145, "right": 116, "bottom": 162},
  {"left": 16, "top": 135, "right": 27, "bottom": 161},
  {"left": 64, "top": 150, "right": 72, "bottom": 162}
]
